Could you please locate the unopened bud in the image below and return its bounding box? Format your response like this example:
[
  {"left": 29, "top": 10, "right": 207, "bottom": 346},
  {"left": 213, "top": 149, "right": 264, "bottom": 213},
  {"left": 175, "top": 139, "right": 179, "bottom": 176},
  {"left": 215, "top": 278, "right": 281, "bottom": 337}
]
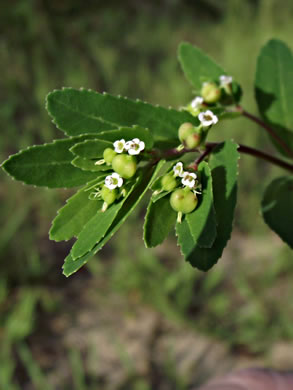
[
  {"left": 185, "top": 133, "right": 201, "bottom": 149},
  {"left": 201, "top": 82, "right": 221, "bottom": 104},
  {"left": 178, "top": 122, "right": 194, "bottom": 143},
  {"left": 161, "top": 174, "right": 177, "bottom": 192}
]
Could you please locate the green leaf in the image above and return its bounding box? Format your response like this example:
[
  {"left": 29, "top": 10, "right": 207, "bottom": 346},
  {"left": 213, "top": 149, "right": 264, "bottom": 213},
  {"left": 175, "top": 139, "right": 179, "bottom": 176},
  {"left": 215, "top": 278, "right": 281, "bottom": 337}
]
[
  {"left": 261, "top": 176, "right": 293, "bottom": 249},
  {"left": 178, "top": 42, "right": 226, "bottom": 90},
  {"left": 49, "top": 180, "right": 104, "bottom": 242},
  {"left": 93, "top": 126, "right": 154, "bottom": 150},
  {"left": 70, "top": 126, "right": 154, "bottom": 159},
  {"left": 71, "top": 180, "right": 138, "bottom": 260},
  {"left": 2, "top": 136, "right": 98, "bottom": 188},
  {"left": 255, "top": 39, "right": 293, "bottom": 157},
  {"left": 71, "top": 139, "right": 113, "bottom": 159},
  {"left": 47, "top": 88, "right": 199, "bottom": 139},
  {"left": 143, "top": 196, "right": 177, "bottom": 248},
  {"left": 71, "top": 156, "right": 111, "bottom": 172},
  {"left": 62, "top": 251, "right": 94, "bottom": 278},
  {"left": 176, "top": 140, "right": 239, "bottom": 271},
  {"left": 186, "top": 161, "right": 217, "bottom": 248},
  {"left": 63, "top": 161, "right": 165, "bottom": 276}
]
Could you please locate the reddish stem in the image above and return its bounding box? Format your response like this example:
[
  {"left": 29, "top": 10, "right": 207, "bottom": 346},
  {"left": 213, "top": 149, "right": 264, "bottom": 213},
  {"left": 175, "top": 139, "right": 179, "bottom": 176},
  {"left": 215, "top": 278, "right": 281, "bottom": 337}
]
[
  {"left": 206, "top": 142, "right": 293, "bottom": 173},
  {"left": 236, "top": 106, "right": 293, "bottom": 159}
]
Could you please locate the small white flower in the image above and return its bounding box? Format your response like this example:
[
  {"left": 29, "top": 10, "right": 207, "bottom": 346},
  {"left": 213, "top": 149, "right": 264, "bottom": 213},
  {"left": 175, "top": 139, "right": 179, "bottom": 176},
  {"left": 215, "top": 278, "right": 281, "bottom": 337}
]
[
  {"left": 182, "top": 171, "right": 197, "bottom": 188},
  {"left": 191, "top": 96, "right": 204, "bottom": 110},
  {"left": 173, "top": 162, "right": 184, "bottom": 177},
  {"left": 104, "top": 172, "right": 123, "bottom": 190},
  {"left": 219, "top": 75, "right": 233, "bottom": 86},
  {"left": 125, "top": 138, "right": 145, "bottom": 155},
  {"left": 113, "top": 139, "right": 126, "bottom": 153},
  {"left": 198, "top": 110, "right": 218, "bottom": 127}
]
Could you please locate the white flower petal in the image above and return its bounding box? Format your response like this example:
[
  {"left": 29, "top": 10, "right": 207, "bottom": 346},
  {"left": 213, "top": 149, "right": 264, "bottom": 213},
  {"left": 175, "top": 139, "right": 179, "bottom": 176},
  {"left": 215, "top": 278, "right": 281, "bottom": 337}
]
[
  {"left": 173, "top": 162, "right": 184, "bottom": 177},
  {"left": 182, "top": 171, "right": 197, "bottom": 188},
  {"left": 126, "top": 138, "right": 145, "bottom": 155},
  {"left": 198, "top": 110, "right": 218, "bottom": 127},
  {"left": 124, "top": 141, "right": 132, "bottom": 150},
  {"left": 128, "top": 148, "right": 139, "bottom": 155},
  {"left": 191, "top": 96, "right": 204, "bottom": 109},
  {"left": 113, "top": 139, "right": 126, "bottom": 153},
  {"left": 104, "top": 173, "right": 123, "bottom": 189},
  {"left": 138, "top": 141, "right": 145, "bottom": 151},
  {"left": 219, "top": 75, "right": 233, "bottom": 86}
]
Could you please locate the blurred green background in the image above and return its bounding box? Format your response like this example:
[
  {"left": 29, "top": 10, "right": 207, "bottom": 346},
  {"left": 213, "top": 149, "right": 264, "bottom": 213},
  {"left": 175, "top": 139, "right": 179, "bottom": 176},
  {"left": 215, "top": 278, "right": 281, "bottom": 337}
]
[{"left": 1, "top": 0, "right": 293, "bottom": 389}]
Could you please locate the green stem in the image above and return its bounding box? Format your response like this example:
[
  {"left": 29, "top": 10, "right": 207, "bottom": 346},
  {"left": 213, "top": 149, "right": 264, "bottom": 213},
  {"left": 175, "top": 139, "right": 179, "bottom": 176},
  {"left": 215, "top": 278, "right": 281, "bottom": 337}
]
[{"left": 236, "top": 105, "right": 293, "bottom": 159}]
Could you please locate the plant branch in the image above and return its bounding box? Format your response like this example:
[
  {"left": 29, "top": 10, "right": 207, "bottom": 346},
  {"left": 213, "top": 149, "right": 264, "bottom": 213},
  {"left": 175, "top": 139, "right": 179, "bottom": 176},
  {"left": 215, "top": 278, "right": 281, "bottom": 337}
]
[
  {"left": 206, "top": 142, "right": 293, "bottom": 173},
  {"left": 189, "top": 143, "right": 217, "bottom": 171},
  {"left": 158, "top": 141, "right": 293, "bottom": 173},
  {"left": 236, "top": 105, "right": 293, "bottom": 158}
]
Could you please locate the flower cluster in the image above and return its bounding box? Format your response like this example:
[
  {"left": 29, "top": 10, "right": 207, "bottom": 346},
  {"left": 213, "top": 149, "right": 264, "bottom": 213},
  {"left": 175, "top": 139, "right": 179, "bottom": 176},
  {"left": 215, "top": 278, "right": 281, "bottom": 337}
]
[
  {"left": 173, "top": 162, "right": 200, "bottom": 192},
  {"left": 160, "top": 161, "right": 201, "bottom": 221},
  {"left": 113, "top": 138, "right": 145, "bottom": 155},
  {"left": 92, "top": 137, "right": 145, "bottom": 211}
]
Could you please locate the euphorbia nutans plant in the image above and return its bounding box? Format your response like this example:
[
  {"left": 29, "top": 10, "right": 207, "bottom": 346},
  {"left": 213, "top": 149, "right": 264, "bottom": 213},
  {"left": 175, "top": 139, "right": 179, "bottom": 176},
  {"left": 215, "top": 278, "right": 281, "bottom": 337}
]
[{"left": 2, "top": 39, "right": 293, "bottom": 276}]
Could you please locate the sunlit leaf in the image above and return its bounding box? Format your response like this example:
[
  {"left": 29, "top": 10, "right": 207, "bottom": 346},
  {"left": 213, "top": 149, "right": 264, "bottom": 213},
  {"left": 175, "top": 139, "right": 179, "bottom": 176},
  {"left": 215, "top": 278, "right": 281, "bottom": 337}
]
[
  {"left": 47, "top": 88, "right": 199, "bottom": 139},
  {"left": 178, "top": 42, "right": 226, "bottom": 90},
  {"left": 2, "top": 136, "right": 98, "bottom": 188}
]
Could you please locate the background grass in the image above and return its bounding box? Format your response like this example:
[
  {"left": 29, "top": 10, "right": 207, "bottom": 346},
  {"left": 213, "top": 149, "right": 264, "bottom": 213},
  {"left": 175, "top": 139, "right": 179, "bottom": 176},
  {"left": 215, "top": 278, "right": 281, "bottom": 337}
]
[{"left": 1, "top": 0, "right": 293, "bottom": 388}]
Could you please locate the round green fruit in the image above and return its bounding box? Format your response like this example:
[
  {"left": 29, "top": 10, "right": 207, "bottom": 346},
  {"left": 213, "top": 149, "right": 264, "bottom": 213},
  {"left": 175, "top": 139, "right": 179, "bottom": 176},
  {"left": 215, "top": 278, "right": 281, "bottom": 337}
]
[
  {"left": 103, "top": 148, "right": 116, "bottom": 164},
  {"left": 161, "top": 174, "right": 177, "bottom": 191},
  {"left": 170, "top": 189, "right": 198, "bottom": 214},
  {"left": 101, "top": 186, "right": 118, "bottom": 205},
  {"left": 178, "top": 122, "right": 194, "bottom": 143},
  {"left": 185, "top": 133, "right": 201, "bottom": 149},
  {"left": 112, "top": 154, "right": 137, "bottom": 179},
  {"left": 201, "top": 82, "right": 221, "bottom": 104}
]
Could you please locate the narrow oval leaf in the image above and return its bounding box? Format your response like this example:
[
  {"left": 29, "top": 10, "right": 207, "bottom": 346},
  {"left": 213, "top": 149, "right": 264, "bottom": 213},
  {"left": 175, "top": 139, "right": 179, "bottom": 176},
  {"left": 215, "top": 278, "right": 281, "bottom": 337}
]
[
  {"left": 2, "top": 136, "right": 98, "bottom": 188},
  {"left": 70, "top": 126, "right": 154, "bottom": 159},
  {"left": 176, "top": 140, "right": 239, "bottom": 271},
  {"left": 261, "top": 176, "right": 293, "bottom": 249},
  {"left": 178, "top": 42, "right": 226, "bottom": 90},
  {"left": 63, "top": 161, "right": 165, "bottom": 276},
  {"left": 71, "top": 139, "right": 113, "bottom": 158},
  {"left": 94, "top": 126, "right": 154, "bottom": 150},
  {"left": 186, "top": 161, "right": 217, "bottom": 248},
  {"left": 255, "top": 39, "right": 293, "bottom": 157},
  {"left": 47, "top": 88, "right": 199, "bottom": 139},
  {"left": 143, "top": 196, "right": 177, "bottom": 248},
  {"left": 49, "top": 184, "right": 104, "bottom": 242}
]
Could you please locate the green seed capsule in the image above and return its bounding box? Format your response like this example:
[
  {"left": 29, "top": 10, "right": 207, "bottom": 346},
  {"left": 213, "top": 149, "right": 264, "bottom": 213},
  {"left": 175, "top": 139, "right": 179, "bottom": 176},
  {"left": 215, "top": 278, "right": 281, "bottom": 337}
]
[
  {"left": 178, "top": 122, "right": 194, "bottom": 143},
  {"left": 101, "top": 186, "right": 118, "bottom": 205},
  {"left": 112, "top": 154, "right": 137, "bottom": 179},
  {"left": 201, "top": 82, "right": 221, "bottom": 104},
  {"left": 161, "top": 174, "right": 177, "bottom": 191},
  {"left": 170, "top": 189, "right": 198, "bottom": 214},
  {"left": 185, "top": 133, "right": 201, "bottom": 149},
  {"left": 103, "top": 148, "right": 117, "bottom": 164}
]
